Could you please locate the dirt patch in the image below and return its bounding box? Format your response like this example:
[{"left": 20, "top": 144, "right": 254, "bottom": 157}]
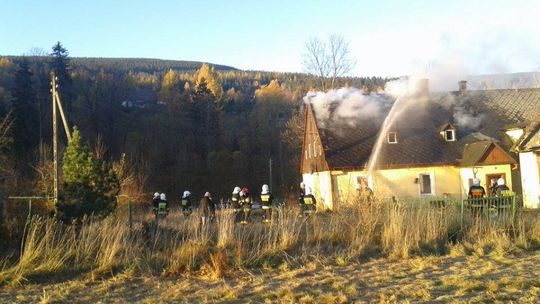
[{"left": 2, "top": 252, "right": 540, "bottom": 303}]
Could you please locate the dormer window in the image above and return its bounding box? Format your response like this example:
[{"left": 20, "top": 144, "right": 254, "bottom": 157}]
[
  {"left": 444, "top": 129, "right": 455, "bottom": 141},
  {"left": 387, "top": 132, "right": 398, "bottom": 144},
  {"left": 439, "top": 123, "right": 457, "bottom": 142}
]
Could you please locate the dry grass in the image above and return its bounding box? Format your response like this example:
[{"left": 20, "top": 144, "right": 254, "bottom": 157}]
[{"left": 1, "top": 200, "right": 540, "bottom": 302}]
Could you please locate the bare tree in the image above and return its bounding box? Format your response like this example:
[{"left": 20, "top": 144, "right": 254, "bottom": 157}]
[
  {"left": 302, "top": 34, "right": 356, "bottom": 90},
  {"left": 302, "top": 38, "right": 330, "bottom": 90},
  {"left": 328, "top": 34, "right": 356, "bottom": 89}
]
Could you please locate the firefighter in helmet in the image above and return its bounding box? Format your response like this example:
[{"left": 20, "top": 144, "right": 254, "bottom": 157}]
[
  {"left": 239, "top": 187, "right": 252, "bottom": 224},
  {"left": 302, "top": 186, "right": 317, "bottom": 216},
  {"left": 231, "top": 186, "right": 242, "bottom": 222},
  {"left": 260, "top": 184, "right": 274, "bottom": 223},
  {"left": 180, "top": 190, "right": 192, "bottom": 216},
  {"left": 468, "top": 178, "right": 486, "bottom": 199}
]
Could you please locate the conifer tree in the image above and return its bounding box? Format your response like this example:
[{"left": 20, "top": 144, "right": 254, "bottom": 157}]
[
  {"left": 12, "top": 59, "right": 38, "bottom": 174},
  {"left": 50, "top": 42, "right": 73, "bottom": 111},
  {"left": 57, "top": 127, "right": 119, "bottom": 221}
]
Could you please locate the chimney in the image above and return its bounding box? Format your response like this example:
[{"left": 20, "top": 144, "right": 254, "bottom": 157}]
[
  {"left": 417, "top": 78, "right": 429, "bottom": 97},
  {"left": 458, "top": 80, "right": 467, "bottom": 94}
]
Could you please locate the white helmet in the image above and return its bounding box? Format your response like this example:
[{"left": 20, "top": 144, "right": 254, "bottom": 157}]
[
  {"left": 473, "top": 178, "right": 480, "bottom": 186},
  {"left": 183, "top": 191, "right": 191, "bottom": 198},
  {"left": 262, "top": 184, "right": 269, "bottom": 194},
  {"left": 497, "top": 178, "right": 505, "bottom": 186},
  {"left": 160, "top": 193, "right": 166, "bottom": 200},
  {"left": 300, "top": 182, "right": 305, "bottom": 189},
  {"left": 204, "top": 191, "right": 211, "bottom": 197},
  {"left": 233, "top": 186, "right": 241, "bottom": 194},
  {"left": 154, "top": 192, "right": 160, "bottom": 198}
]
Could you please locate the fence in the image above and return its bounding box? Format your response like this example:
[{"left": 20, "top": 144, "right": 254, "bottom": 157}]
[{"left": 391, "top": 194, "right": 519, "bottom": 229}]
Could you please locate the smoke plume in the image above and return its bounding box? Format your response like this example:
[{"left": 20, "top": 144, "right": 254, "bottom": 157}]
[{"left": 303, "top": 88, "right": 390, "bottom": 128}]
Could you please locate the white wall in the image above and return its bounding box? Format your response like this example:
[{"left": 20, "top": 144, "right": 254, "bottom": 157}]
[
  {"left": 519, "top": 152, "right": 540, "bottom": 208},
  {"left": 302, "top": 172, "right": 333, "bottom": 210}
]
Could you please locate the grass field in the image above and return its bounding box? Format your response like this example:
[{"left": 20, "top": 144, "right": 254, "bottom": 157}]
[{"left": 1, "top": 200, "right": 540, "bottom": 303}]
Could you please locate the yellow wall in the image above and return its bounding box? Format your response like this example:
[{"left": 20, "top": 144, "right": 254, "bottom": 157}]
[
  {"left": 330, "top": 166, "right": 461, "bottom": 205},
  {"left": 305, "top": 164, "right": 514, "bottom": 210}
]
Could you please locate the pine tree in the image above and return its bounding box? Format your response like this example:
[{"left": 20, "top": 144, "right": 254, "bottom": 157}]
[
  {"left": 58, "top": 127, "right": 119, "bottom": 221},
  {"left": 12, "top": 59, "right": 38, "bottom": 174},
  {"left": 50, "top": 42, "right": 73, "bottom": 111}
]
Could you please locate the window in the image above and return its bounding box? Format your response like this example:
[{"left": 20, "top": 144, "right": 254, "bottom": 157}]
[
  {"left": 319, "top": 144, "right": 322, "bottom": 156},
  {"left": 444, "top": 129, "right": 455, "bottom": 141},
  {"left": 308, "top": 143, "right": 312, "bottom": 158},
  {"left": 419, "top": 173, "right": 433, "bottom": 195},
  {"left": 305, "top": 150, "right": 308, "bottom": 160},
  {"left": 387, "top": 132, "right": 398, "bottom": 144}
]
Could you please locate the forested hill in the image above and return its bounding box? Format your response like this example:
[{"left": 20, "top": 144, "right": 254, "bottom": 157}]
[
  {"left": 0, "top": 49, "right": 391, "bottom": 201},
  {"left": 5, "top": 56, "right": 238, "bottom": 73}
]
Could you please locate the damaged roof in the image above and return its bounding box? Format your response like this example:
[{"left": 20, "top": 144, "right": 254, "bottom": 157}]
[
  {"left": 315, "top": 88, "right": 540, "bottom": 169},
  {"left": 514, "top": 122, "right": 540, "bottom": 152}
]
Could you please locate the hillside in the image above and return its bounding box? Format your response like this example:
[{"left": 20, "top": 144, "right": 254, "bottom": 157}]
[{"left": 4, "top": 56, "right": 238, "bottom": 73}]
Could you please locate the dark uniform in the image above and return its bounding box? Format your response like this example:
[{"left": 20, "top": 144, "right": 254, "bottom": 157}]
[
  {"left": 302, "top": 193, "right": 317, "bottom": 215},
  {"left": 180, "top": 196, "right": 192, "bottom": 215},
  {"left": 494, "top": 184, "right": 510, "bottom": 197},
  {"left": 260, "top": 192, "right": 274, "bottom": 223},
  {"left": 468, "top": 185, "right": 486, "bottom": 198},
  {"left": 239, "top": 194, "right": 252, "bottom": 224}
]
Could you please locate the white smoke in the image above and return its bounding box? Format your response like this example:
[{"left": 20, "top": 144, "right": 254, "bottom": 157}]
[
  {"left": 453, "top": 107, "right": 484, "bottom": 130},
  {"left": 303, "top": 87, "right": 389, "bottom": 128}
]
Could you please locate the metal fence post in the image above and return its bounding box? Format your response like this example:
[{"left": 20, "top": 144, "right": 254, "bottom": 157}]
[
  {"left": 460, "top": 199, "right": 464, "bottom": 230},
  {"left": 128, "top": 201, "right": 132, "bottom": 231}
]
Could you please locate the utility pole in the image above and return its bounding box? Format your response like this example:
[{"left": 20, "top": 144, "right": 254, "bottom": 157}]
[
  {"left": 51, "top": 73, "right": 58, "bottom": 210},
  {"left": 50, "top": 72, "right": 71, "bottom": 212},
  {"left": 269, "top": 158, "right": 273, "bottom": 192}
]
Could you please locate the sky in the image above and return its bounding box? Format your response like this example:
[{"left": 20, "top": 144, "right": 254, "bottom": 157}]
[{"left": 1, "top": 0, "right": 540, "bottom": 77}]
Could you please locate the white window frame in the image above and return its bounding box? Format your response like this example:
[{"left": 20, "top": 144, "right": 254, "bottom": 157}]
[
  {"left": 444, "top": 129, "right": 456, "bottom": 141},
  {"left": 418, "top": 172, "right": 435, "bottom": 196},
  {"left": 387, "top": 132, "right": 398, "bottom": 144}
]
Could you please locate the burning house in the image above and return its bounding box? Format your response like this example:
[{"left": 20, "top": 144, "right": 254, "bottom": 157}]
[{"left": 301, "top": 80, "right": 540, "bottom": 210}]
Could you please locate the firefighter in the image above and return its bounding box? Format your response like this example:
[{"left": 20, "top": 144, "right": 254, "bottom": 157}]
[
  {"left": 199, "top": 192, "right": 215, "bottom": 225},
  {"left": 468, "top": 178, "right": 486, "bottom": 198},
  {"left": 151, "top": 192, "right": 160, "bottom": 209},
  {"left": 180, "top": 190, "right": 192, "bottom": 216},
  {"left": 231, "top": 186, "right": 242, "bottom": 222},
  {"left": 494, "top": 178, "right": 511, "bottom": 197},
  {"left": 468, "top": 178, "right": 486, "bottom": 217},
  {"left": 298, "top": 182, "right": 306, "bottom": 207},
  {"left": 239, "top": 187, "right": 252, "bottom": 224},
  {"left": 489, "top": 178, "right": 498, "bottom": 196},
  {"left": 356, "top": 177, "right": 373, "bottom": 203},
  {"left": 156, "top": 193, "right": 169, "bottom": 218},
  {"left": 260, "top": 184, "right": 274, "bottom": 223},
  {"left": 302, "top": 186, "right": 317, "bottom": 216}
]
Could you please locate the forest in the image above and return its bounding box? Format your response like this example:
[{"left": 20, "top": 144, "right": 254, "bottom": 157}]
[{"left": 0, "top": 42, "right": 391, "bottom": 205}]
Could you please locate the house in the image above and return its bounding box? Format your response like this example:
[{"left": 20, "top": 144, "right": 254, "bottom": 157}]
[
  {"left": 513, "top": 123, "right": 540, "bottom": 208},
  {"left": 300, "top": 80, "right": 540, "bottom": 210}
]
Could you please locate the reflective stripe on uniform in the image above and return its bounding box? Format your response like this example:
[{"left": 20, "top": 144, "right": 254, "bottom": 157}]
[
  {"left": 181, "top": 199, "right": 188, "bottom": 206},
  {"left": 261, "top": 194, "right": 270, "bottom": 202},
  {"left": 304, "top": 197, "right": 314, "bottom": 205}
]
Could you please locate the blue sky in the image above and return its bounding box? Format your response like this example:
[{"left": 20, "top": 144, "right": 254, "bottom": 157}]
[{"left": 1, "top": 0, "right": 539, "bottom": 76}]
